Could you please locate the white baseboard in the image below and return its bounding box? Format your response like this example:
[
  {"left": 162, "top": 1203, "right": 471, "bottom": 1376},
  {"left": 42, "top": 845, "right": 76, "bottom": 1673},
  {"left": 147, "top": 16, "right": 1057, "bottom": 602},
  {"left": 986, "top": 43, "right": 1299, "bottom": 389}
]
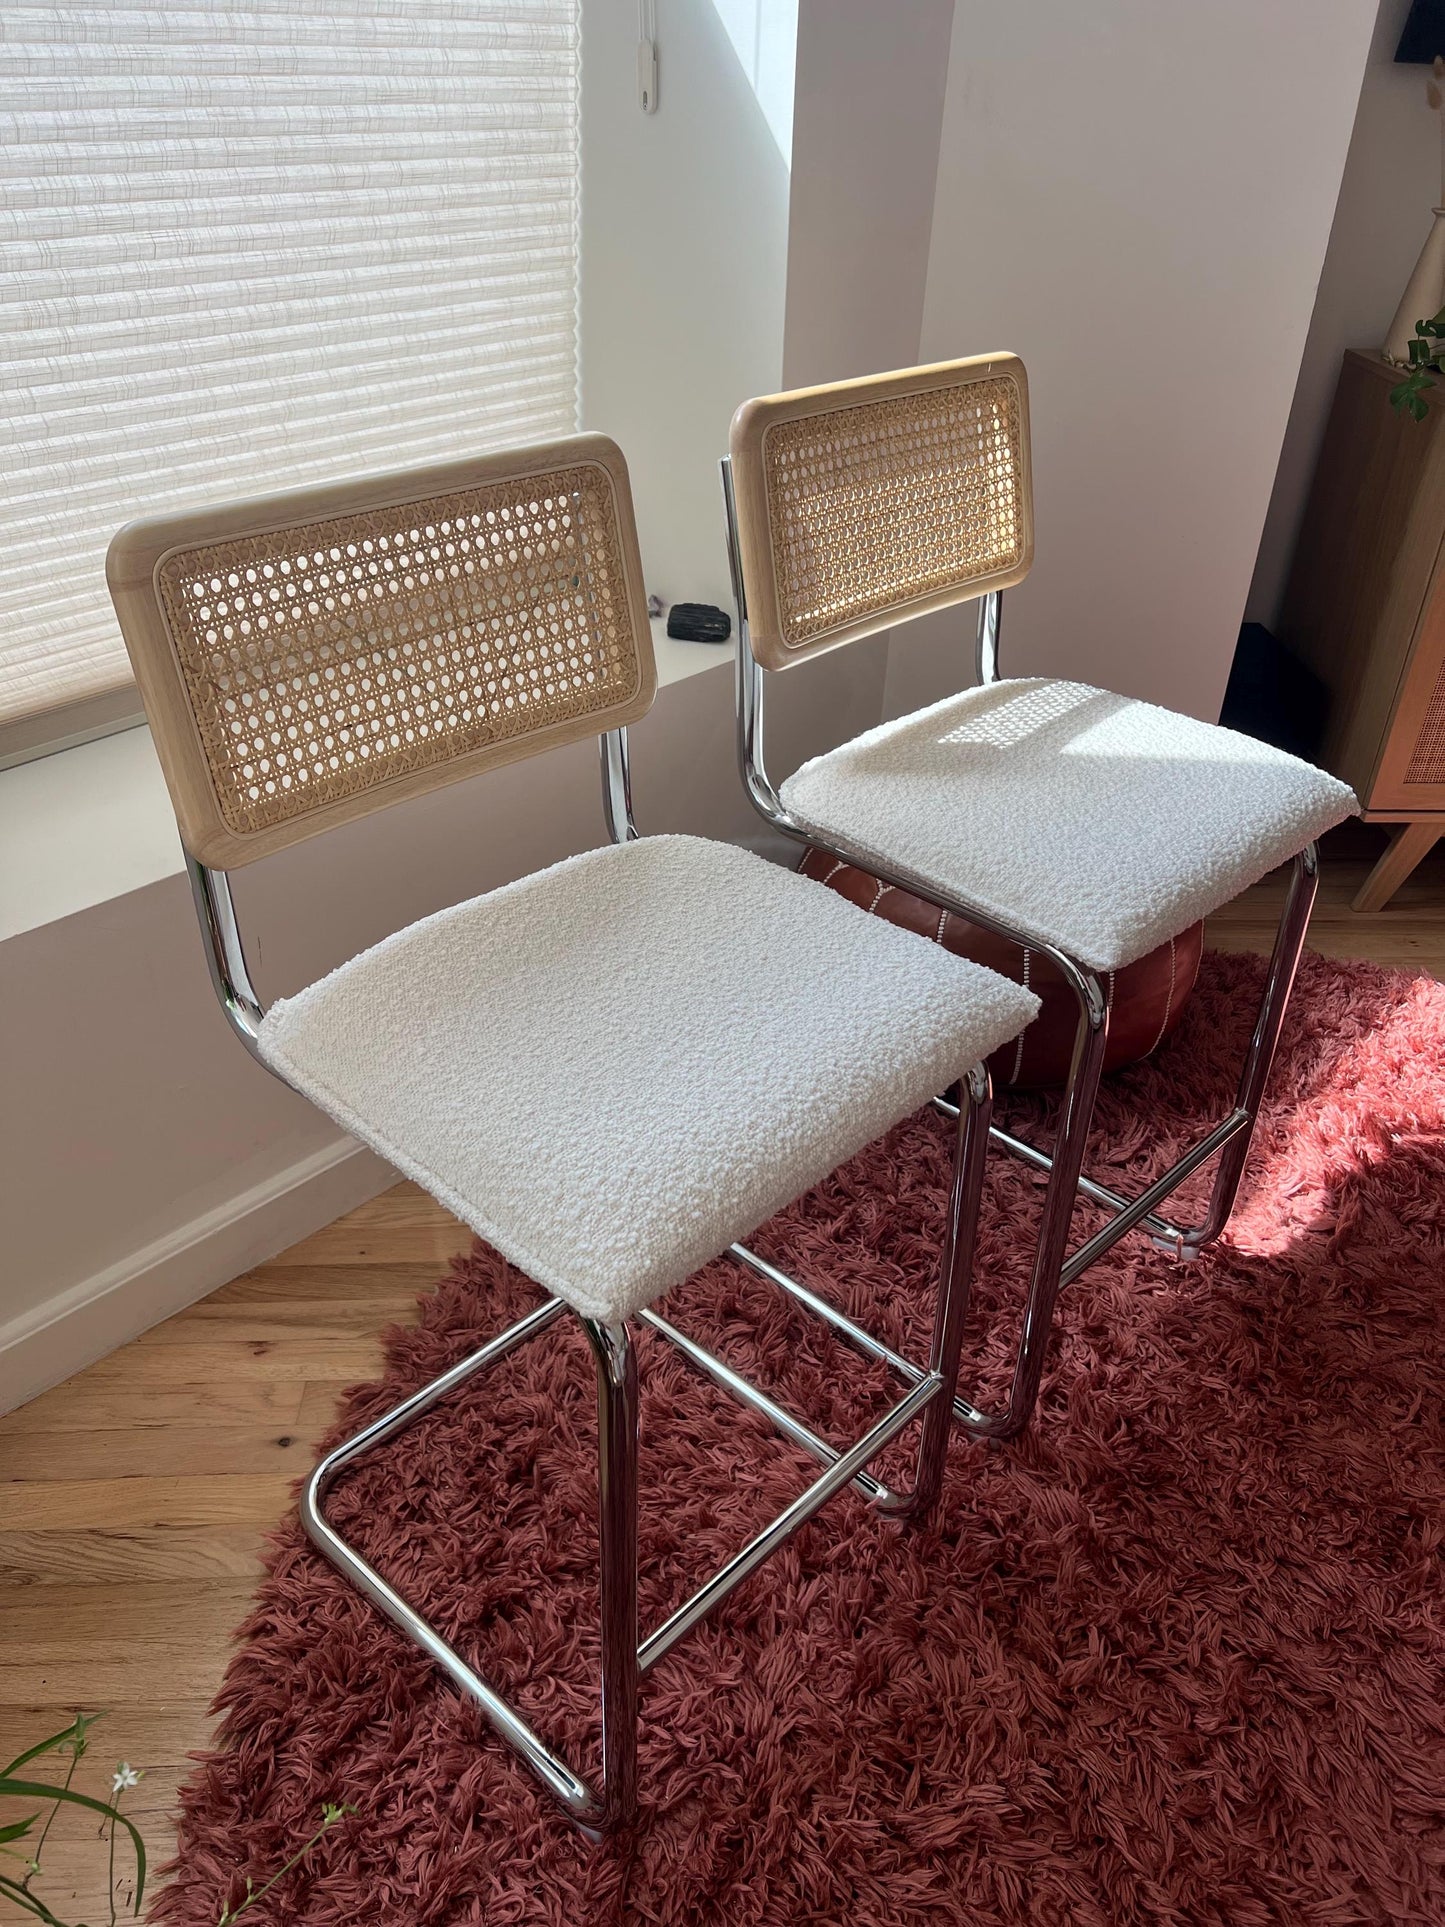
[{"left": 0, "top": 1138, "right": 395, "bottom": 1416}]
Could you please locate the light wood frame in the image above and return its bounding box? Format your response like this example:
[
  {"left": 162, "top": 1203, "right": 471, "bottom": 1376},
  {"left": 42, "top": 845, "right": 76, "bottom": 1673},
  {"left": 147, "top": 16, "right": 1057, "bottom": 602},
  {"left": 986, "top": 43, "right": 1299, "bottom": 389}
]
[
  {"left": 107, "top": 435, "right": 658, "bottom": 868},
  {"left": 727, "top": 354, "right": 1035, "bottom": 671},
  {"left": 1278, "top": 350, "right": 1445, "bottom": 909}
]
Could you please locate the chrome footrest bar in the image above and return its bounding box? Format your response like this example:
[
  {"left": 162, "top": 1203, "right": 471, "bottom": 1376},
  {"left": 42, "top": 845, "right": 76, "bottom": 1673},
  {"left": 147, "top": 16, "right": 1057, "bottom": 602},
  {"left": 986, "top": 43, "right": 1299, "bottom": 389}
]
[
  {"left": 1057, "top": 1108, "right": 1250, "bottom": 1284},
  {"left": 933, "top": 1097, "right": 1188, "bottom": 1246},
  {"left": 728, "top": 1238, "right": 913, "bottom": 1373},
  {"left": 930, "top": 1101, "right": 1254, "bottom": 1268},
  {"left": 728, "top": 1240, "right": 994, "bottom": 1429},
  {"left": 636, "top": 1372, "right": 942, "bottom": 1674},
  {"left": 636, "top": 1306, "right": 900, "bottom": 1508}
]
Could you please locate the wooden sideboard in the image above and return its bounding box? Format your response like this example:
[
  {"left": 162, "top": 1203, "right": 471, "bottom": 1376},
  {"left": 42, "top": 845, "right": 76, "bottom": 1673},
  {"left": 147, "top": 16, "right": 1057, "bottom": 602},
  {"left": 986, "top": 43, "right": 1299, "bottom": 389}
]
[{"left": 1278, "top": 348, "right": 1445, "bottom": 909}]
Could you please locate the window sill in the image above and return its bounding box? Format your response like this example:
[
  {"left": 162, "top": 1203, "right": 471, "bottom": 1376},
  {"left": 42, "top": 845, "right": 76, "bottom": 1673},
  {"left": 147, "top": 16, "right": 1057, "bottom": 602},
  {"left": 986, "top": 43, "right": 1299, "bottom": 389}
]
[
  {"left": 0, "top": 619, "right": 733, "bottom": 943},
  {"left": 0, "top": 723, "right": 183, "bottom": 941},
  {"left": 648, "top": 616, "right": 734, "bottom": 691}
]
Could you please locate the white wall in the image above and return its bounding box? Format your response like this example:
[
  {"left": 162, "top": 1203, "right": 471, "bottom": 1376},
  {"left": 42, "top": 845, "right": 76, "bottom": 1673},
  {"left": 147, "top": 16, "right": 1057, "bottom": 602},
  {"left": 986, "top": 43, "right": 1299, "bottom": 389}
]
[
  {"left": 580, "top": 0, "right": 795, "bottom": 612},
  {"left": 885, "top": 0, "right": 1375, "bottom": 725},
  {"left": 783, "top": 0, "right": 954, "bottom": 389},
  {"left": 1248, "top": 0, "right": 1439, "bottom": 626},
  {"left": 775, "top": 0, "right": 956, "bottom": 744}
]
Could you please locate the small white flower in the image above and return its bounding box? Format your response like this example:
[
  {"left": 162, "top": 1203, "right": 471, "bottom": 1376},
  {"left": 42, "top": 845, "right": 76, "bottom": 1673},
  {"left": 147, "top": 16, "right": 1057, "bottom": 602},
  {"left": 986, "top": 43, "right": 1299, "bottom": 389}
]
[{"left": 112, "top": 1763, "right": 142, "bottom": 1796}]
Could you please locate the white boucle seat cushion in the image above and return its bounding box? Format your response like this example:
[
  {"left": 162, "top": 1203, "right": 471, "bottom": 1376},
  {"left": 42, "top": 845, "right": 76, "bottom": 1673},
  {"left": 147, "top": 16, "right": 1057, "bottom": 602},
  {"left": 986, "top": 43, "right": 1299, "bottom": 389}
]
[
  {"left": 258, "top": 835, "right": 1037, "bottom": 1326},
  {"left": 780, "top": 679, "right": 1357, "bottom": 973}
]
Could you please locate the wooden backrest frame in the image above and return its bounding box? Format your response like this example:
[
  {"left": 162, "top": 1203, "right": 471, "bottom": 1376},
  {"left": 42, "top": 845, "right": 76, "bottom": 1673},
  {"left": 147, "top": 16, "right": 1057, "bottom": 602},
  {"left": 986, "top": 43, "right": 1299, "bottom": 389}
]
[
  {"left": 728, "top": 355, "right": 1035, "bottom": 671},
  {"left": 107, "top": 435, "right": 657, "bottom": 868}
]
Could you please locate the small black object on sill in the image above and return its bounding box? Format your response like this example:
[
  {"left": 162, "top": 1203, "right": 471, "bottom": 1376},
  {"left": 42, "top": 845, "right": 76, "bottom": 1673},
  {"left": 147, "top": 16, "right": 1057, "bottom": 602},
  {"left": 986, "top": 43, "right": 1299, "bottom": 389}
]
[{"left": 665, "top": 602, "right": 732, "bottom": 644}]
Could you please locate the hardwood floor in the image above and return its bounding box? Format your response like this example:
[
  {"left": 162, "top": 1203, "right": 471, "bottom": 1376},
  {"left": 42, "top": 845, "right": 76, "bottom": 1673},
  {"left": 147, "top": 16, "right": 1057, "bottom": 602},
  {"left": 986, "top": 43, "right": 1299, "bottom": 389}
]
[
  {"left": 2, "top": 828, "right": 1441, "bottom": 1921},
  {"left": 1205, "top": 824, "right": 1445, "bottom": 975},
  {"left": 0, "top": 1188, "right": 471, "bottom": 1918}
]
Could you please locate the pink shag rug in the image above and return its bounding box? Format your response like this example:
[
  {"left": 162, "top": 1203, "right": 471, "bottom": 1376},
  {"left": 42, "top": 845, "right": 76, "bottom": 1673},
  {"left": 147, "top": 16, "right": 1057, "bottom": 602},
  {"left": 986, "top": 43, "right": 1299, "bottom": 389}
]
[{"left": 157, "top": 952, "right": 1445, "bottom": 1926}]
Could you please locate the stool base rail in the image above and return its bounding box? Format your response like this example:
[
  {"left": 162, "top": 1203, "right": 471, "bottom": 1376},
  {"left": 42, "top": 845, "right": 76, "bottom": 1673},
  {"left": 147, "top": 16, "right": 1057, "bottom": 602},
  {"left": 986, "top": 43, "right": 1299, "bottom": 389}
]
[
  {"left": 186, "top": 729, "right": 1000, "bottom": 1831},
  {"left": 301, "top": 1067, "right": 993, "bottom": 1833}
]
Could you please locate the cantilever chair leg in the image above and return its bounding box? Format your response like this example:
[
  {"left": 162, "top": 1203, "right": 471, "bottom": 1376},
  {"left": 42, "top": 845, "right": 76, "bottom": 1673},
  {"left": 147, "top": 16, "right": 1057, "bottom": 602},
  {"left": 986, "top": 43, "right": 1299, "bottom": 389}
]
[
  {"left": 586, "top": 1317, "right": 641, "bottom": 1829},
  {"left": 298, "top": 1059, "right": 994, "bottom": 1830},
  {"left": 955, "top": 963, "right": 1110, "bottom": 1441},
  {"left": 903, "top": 1064, "right": 994, "bottom": 1515},
  {"left": 927, "top": 845, "right": 1322, "bottom": 1435},
  {"left": 1163, "top": 843, "right": 1320, "bottom": 1257}
]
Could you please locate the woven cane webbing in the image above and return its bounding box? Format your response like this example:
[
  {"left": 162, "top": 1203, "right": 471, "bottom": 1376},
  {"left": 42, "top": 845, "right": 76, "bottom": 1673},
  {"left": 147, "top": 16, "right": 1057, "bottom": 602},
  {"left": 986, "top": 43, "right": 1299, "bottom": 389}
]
[
  {"left": 1404, "top": 654, "right": 1445, "bottom": 785},
  {"left": 154, "top": 463, "right": 644, "bottom": 844},
  {"left": 761, "top": 373, "right": 1026, "bottom": 654}
]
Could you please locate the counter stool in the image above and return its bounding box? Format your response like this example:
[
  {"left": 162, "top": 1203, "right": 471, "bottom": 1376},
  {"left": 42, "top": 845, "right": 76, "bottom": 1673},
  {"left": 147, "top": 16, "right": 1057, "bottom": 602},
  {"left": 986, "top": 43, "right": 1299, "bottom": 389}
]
[
  {"left": 107, "top": 434, "right": 1037, "bottom": 1829},
  {"left": 721, "top": 356, "right": 1357, "bottom": 1443}
]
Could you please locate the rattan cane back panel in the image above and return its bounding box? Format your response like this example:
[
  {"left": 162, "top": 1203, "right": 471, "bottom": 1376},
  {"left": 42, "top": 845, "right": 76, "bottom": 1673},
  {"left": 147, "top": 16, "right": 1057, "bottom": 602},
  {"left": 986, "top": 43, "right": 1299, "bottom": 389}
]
[
  {"left": 108, "top": 438, "right": 656, "bottom": 866},
  {"left": 730, "top": 356, "right": 1034, "bottom": 670},
  {"left": 1404, "top": 654, "right": 1445, "bottom": 785}
]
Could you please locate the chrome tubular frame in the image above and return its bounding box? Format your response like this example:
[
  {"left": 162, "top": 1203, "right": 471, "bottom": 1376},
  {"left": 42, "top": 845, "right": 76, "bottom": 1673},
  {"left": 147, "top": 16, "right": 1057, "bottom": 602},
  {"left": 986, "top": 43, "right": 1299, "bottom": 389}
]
[
  {"left": 185, "top": 856, "right": 274, "bottom": 1071},
  {"left": 600, "top": 726, "right": 640, "bottom": 844},
  {"left": 720, "top": 453, "right": 1322, "bottom": 1440},
  {"left": 188, "top": 742, "right": 1000, "bottom": 1831},
  {"left": 975, "top": 588, "right": 1002, "bottom": 687},
  {"left": 298, "top": 1060, "right": 993, "bottom": 1831}
]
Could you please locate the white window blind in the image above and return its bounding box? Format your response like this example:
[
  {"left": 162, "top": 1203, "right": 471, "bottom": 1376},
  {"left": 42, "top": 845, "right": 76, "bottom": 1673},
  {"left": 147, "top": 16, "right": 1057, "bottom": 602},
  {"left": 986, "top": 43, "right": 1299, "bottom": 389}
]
[{"left": 0, "top": 1, "right": 580, "bottom": 740}]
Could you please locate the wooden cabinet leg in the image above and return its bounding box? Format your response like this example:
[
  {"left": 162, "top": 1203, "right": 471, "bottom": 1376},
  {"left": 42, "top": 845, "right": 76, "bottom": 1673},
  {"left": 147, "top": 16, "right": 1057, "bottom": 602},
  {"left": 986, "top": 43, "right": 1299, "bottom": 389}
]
[{"left": 1352, "top": 821, "right": 1442, "bottom": 912}]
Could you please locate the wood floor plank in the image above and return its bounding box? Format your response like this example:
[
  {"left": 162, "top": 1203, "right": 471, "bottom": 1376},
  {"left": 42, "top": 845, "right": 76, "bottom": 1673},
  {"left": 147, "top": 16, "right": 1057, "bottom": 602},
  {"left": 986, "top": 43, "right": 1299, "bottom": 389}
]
[
  {"left": 0, "top": 1703, "right": 217, "bottom": 1774},
  {"left": 0, "top": 1575, "right": 259, "bottom": 1701},
  {"left": 262, "top": 1221, "right": 470, "bottom": 1267},
  {"left": 1, "top": 1584, "right": 256, "bottom": 1653},
  {"left": 330, "top": 1180, "right": 461, "bottom": 1226},
  {"left": 0, "top": 1642, "right": 254, "bottom": 1704},
  {"left": 203, "top": 1262, "right": 442, "bottom": 1305},
  {"left": 0, "top": 1426, "right": 322, "bottom": 1482},
  {"left": 75, "top": 1341, "right": 383, "bottom": 1384},
  {"left": 132, "top": 1309, "right": 405, "bottom": 1345},
  {"left": 2, "top": 1475, "right": 297, "bottom": 1532},
  {"left": 0, "top": 1377, "right": 306, "bottom": 1438},
  {"left": 0, "top": 1529, "right": 269, "bottom": 1587}
]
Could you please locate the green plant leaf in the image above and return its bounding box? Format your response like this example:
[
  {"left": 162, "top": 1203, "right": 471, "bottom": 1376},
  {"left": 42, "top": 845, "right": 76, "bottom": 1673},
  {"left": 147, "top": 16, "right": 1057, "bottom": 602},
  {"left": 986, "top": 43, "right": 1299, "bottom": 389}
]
[
  {"left": 0, "top": 1783, "right": 144, "bottom": 1912},
  {"left": 0, "top": 1815, "right": 39, "bottom": 1843},
  {"left": 1389, "top": 369, "right": 1437, "bottom": 419},
  {"left": 0, "top": 1869, "right": 72, "bottom": 1925},
  {"left": 2, "top": 1717, "right": 97, "bottom": 1782}
]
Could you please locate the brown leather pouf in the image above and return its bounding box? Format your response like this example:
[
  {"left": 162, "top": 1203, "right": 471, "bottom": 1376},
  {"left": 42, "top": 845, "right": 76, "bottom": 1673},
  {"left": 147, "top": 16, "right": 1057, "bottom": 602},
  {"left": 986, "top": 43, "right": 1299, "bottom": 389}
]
[{"left": 798, "top": 847, "right": 1204, "bottom": 1091}]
